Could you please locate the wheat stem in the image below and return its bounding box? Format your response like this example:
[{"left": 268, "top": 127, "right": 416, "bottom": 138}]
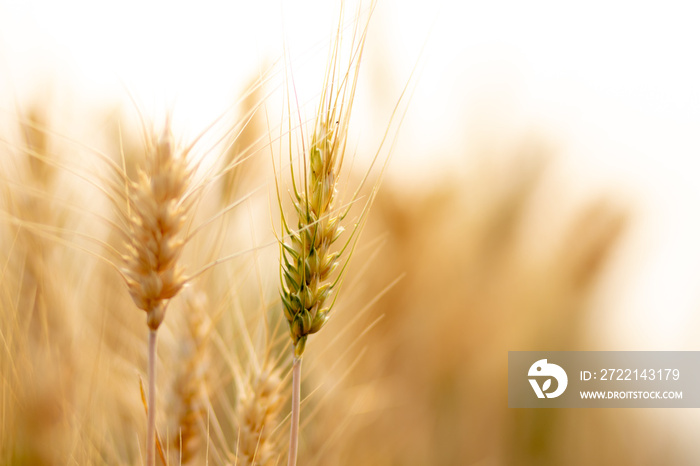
[
  {"left": 147, "top": 328, "right": 158, "bottom": 466},
  {"left": 287, "top": 357, "right": 302, "bottom": 466}
]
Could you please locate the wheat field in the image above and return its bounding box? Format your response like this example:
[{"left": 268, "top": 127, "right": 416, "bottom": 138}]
[{"left": 1, "top": 1, "right": 699, "bottom": 465}]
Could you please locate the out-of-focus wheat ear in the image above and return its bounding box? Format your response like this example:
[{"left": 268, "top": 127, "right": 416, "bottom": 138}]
[
  {"left": 21, "top": 106, "right": 54, "bottom": 186},
  {"left": 0, "top": 103, "right": 82, "bottom": 463},
  {"left": 167, "top": 290, "right": 212, "bottom": 465},
  {"left": 220, "top": 74, "right": 267, "bottom": 207},
  {"left": 236, "top": 362, "right": 285, "bottom": 466}
]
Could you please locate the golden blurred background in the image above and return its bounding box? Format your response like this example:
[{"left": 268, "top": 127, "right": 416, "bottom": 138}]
[{"left": 1, "top": 0, "right": 700, "bottom": 465}]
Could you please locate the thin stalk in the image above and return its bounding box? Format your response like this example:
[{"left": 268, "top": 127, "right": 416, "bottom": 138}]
[
  {"left": 147, "top": 329, "right": 158, "bottom": 466},
  {"left": 287, "top": 357, "right": 302, "bottom": 466}
]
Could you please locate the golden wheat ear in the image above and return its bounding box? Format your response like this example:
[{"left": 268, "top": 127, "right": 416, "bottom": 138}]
[
  {"left": 0, "top": 102, "right": 81, "bottom": 464},
  {"left": 109, "top": 115, "right": 201, "bottom": 466},
  {"left": 119, "top": 122, "right": 194, "bottom": 330},
  {"left": 236, "top": 361, "right": 285, "bottom": 466},
  {"left": 166, "top": 289, "right": 212, "bottom": 465}
]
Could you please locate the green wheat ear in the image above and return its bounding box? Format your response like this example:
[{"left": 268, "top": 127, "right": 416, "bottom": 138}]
[
  {"left": 275, "top": 4, "right": 394, "bottom": 464},
  {"left": 276, "top": 3, "right": 371, "bottom": 359},
  {"left": 280, "top": 122, "right": 345, "bottom": 358}
]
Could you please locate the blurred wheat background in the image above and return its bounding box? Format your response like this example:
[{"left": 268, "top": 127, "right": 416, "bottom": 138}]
[{"left": 1, "top": 0, "right": 700, "bottom": 465}]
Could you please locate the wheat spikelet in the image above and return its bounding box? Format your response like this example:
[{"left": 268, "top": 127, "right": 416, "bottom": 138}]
[
  {"left": 168, "top": 290, "right": 211, "bottom": 465},
  {"left": 121, "top": 122, "right": 193, "bottom": 330},
  {"left": 236, "top": 363, "right": 284, "bottom": 466}
]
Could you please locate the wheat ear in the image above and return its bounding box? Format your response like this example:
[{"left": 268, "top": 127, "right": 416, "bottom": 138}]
[
  {"left": 167, "top": 290, "right": 211, "bottom": 464},
  {"left": 237, "top": 363, "right": 284, "bottom": 466},
  {"left": 119, "top": 121, "right": 194, "bottom": 466},
  {"left": 277, "top": 5, "right": 372, "bottom": 465}
]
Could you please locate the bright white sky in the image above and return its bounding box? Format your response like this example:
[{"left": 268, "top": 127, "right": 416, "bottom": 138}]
[{"left": 1, "top": 0, "right": 700, "bottom": 350}]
